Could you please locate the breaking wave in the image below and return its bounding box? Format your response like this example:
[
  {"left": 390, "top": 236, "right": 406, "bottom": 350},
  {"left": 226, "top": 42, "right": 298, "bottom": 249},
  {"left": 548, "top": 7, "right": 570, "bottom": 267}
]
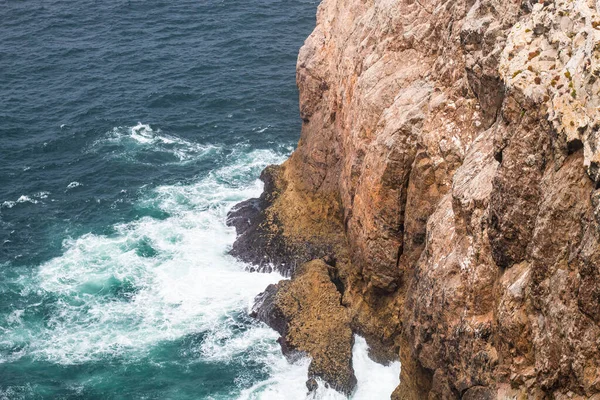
[{"left": 88, "top": 123, "right": 218, "bottom": 165}]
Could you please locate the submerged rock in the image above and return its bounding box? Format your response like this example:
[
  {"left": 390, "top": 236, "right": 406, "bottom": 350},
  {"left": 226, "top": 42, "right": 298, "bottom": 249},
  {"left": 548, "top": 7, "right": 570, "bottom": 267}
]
[{"left": 306, "top": 378, "right": 319, "bottom": 393}]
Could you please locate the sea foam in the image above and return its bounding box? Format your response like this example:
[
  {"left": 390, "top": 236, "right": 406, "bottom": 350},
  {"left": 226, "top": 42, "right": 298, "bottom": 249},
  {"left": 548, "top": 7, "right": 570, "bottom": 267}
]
[
  {"left": 237, "top": 335, "right": 400, "bottom": 400},
  {"left": 88, "top": 123, "right": 217, "bottom": 164},
  {"left": 1, "top": 144, "right": 401, "bottom": 399},
  {"left": 1, "top": 195, "right": 40, "bottom": 209},
  {"left": 26, "top": 148, "right": 286, "bottom": 365}
]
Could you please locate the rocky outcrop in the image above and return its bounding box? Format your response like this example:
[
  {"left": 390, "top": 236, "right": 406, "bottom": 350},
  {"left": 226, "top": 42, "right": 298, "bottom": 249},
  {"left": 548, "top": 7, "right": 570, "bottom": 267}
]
[
  {"left": 232, "top": 0, "right": 600, "bottom": 398},
  {"left": 227, "top": 164, "right": 347, "bottom": 276},
  {"left": 251, "top": 259, "right": 356, "bottom": 395}
]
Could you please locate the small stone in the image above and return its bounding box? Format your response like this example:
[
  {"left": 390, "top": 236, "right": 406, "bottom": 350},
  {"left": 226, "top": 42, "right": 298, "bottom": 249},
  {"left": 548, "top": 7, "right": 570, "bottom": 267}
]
[{"left": 306, "top": 378, "right": 318, "bottom": 393}]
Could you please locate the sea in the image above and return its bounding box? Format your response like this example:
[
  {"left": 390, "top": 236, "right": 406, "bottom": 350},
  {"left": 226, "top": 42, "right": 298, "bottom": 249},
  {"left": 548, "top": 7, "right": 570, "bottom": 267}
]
[{"left": 0, "top": 1, "right": 400, "bottom": 399}]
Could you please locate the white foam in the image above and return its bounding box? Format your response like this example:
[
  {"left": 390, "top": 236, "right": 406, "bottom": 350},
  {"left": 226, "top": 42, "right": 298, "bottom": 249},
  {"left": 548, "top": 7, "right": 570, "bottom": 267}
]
[
  {"left": 0, "top": 192, "right": 44, "bottom": 208},
  {"left": 351, "top": 336, "right": 401, "bottom": 400},
  {"left": 237, "top": 357, "right": 322, "bottom": 400},
  {"left": 130, "top": 123, "right": 156, "bottom": 144},
  {"left": 254, "top": 126, "right": 270, "bottom": 133},
  {"left": 16, "top": 196, "right": 38, "bottom": 204},
  {"left": 1, "top": 196, "right": 38, "bottom": 208},
  {"left": 1, "top": 148, "right": 287, "bottom": 366},
  {"left": 89, "top": 122, "right": 217, "bottom": 164},
  {"left": 1, "top": 201, "right": 16, "bottom": 209},
  {"left": 34, "top": 191, "right": 50, "bottom": 199},
  {"left": 6, "top": 310, "right": 24, "bottom": 326},
  {"left": 0, "top": 384, "right": 36, "bottom": 400},
  {"left": 66, "top": 181, "right": 82, "bottom": 189},
  {"left": 3, "top": 145, "right": 402, "bottom": 399},
  {"left": 236, "top": 336, "right": 401, "bottom": 400}
]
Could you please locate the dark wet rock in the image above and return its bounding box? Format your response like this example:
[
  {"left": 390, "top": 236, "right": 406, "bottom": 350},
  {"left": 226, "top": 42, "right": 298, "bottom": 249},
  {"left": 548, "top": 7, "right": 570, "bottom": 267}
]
[{"left": 306, "top": 378, "right": 319, "bottom": 393}]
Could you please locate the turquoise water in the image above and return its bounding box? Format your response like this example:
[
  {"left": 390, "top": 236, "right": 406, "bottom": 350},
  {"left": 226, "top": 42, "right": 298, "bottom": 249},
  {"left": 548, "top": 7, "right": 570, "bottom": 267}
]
[{"left": 0, "top": 1, "right": 400, "bottom": 399}]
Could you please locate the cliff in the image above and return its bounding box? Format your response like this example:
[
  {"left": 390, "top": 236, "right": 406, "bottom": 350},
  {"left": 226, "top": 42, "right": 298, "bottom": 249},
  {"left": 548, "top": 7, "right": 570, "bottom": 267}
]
[{"left": 228, "top": 0, "right": 600, "bottom": 398}]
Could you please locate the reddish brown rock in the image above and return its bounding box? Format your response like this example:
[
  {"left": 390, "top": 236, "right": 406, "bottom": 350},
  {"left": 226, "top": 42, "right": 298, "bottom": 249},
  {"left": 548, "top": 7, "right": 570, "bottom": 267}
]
[
  {"left": 226, "top": 165, "right": 346, "bottom": 276},
  {"left": 251, "top": 259, "right": 357, "bottom": 395},
  {"left": 231, "top": 0, "right": 600, "bottom": 398}
]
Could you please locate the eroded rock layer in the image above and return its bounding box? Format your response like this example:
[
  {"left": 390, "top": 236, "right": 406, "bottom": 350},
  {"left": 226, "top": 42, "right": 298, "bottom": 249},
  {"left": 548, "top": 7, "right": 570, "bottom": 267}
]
[{"left": 232, "top": 0, "right": 600, "bottom": 398}]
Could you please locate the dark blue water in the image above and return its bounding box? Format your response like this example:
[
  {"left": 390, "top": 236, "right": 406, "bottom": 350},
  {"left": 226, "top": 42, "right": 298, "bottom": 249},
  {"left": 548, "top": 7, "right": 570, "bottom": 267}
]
[
  {"left": 1, "top": 0, "right": 316, "bottom": 265},
  {"left": 0, "top": 1, "right": 321, "bottom": 398}
]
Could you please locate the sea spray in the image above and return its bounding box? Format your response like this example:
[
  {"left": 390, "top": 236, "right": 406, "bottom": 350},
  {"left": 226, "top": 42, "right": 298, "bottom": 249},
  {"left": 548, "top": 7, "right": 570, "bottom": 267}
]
[
  {"left": 0, "top": 130, "right": 402, "bottom": 399},
  {"left": 88, "top": 123, "right": 219, "bottom": 164},
  {"left": 237, "top": 336, "right": 401, "bottom": 400}
]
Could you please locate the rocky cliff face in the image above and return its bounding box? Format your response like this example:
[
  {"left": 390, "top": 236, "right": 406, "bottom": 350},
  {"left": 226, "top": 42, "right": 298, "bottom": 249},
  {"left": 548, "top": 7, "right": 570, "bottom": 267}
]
[{"left": 229, "top": 0, "right": 600, "bottom": 398}]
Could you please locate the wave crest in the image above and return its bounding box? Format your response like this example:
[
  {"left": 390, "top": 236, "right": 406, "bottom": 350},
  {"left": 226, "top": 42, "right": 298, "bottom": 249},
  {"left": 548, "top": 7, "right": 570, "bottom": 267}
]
[{"left": 89, "top": 122, "right": 218, "bottom": 165}]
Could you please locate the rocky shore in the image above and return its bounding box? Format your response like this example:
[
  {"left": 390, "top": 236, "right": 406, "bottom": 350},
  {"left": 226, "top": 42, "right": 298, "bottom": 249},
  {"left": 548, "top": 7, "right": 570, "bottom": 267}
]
[{"left": 229, "top": 0, "right": 600, "bottom": 398}]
